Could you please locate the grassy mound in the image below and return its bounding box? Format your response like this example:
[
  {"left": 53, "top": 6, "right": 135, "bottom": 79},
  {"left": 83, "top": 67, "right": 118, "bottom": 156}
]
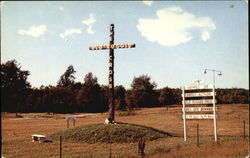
[{"left": 48, "top": 123, "right": 172, "bottom": 144}]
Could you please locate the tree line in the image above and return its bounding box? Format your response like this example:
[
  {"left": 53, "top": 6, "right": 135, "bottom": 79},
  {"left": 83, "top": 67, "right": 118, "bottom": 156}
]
[{"left": 1, "top": 60, "right": 249, "bottom": 113}]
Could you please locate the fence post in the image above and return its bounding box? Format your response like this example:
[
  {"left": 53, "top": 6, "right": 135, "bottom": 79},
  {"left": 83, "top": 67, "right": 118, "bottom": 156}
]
[
  {"left": 243, "top": 120, "right": 245, "bottom": 140},
  {"left": 60, "top": 136, "right": 62, "bottom": 158},
  {"left": 109, "top": 131, "right": 112, "bottom": 158},
  {"left": 67, "top": 120, "right": 69, "bottom": 128},
  {"left": 197, "top": 124, "right": 199, "bottom": 147}
]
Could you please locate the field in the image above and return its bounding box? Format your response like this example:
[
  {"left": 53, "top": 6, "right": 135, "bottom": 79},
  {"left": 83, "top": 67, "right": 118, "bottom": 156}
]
[{"left": 1, "top": 104, "right": 249, "bottom": 158}]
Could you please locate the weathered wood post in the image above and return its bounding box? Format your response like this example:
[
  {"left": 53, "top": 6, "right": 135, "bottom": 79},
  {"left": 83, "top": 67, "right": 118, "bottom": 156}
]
[
  {"left": 182, "top": 86, "right": 187, "bottom": 141},
  {"left": 243, "top": 120, "right": 246, "bottom": 140},
  {"left": 138, "top": 137, "right": 145, "bottom": 157},
  {"left": 60, "top": 136, "right": 62, "bottom": 158},
  {"left": 197, "top": 124, "right": 199, "bottom": 147},
  {"left": 89, "top": 24, "right": 136, "bottom": 124}
]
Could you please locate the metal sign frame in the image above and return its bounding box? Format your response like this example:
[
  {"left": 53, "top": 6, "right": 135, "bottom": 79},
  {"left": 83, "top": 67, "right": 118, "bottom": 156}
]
[{"left": 182, "top": 84, "right": 217, "bottom": 142}]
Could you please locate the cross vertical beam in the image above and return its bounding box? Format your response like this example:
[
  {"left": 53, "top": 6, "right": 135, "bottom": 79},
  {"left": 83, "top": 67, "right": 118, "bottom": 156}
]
[
  {"left": 89, "top": 24, "right": 136, "bottom": 124},
  {"left": 108, "top": 24, "right": 115, "bottom": 122}
]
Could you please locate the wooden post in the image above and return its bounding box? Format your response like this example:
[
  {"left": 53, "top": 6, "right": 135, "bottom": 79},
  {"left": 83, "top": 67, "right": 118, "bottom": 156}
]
[
  {"left": 108, "top": 24, "right": 115, "bottom": 123},
  {"left": 89, "top": 24, "right": 136, "bottom": 123},
  {"left": 73, "top": 120, "right": 75, "bottom": 127},
  {"left": 60, "top": 136, "right": 62, "bottom": 158},
  {"left": 67, "top": 120, "right": 69, "bottom": 128},
  {"left": 182, "top": 86, "right": 187, "bottom": 141},
  {"left": 212, "top": 85, "right": 218, "bottom": 142},
  {"left": 197, "top": 124, "right": 199, "bottom": 147},
  {"left": 243, "top": 120, "right": 245, "bottom": 140},
  {"left": 109, "top": 147, "right": 112, "bottom": 158}
]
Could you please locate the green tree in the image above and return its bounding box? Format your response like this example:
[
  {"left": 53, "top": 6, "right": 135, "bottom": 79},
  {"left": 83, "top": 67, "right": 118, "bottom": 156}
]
[
  {"left": 158, "top": 86, "right": 175, "bottom": 105},
  {"left": 100, "top": 85, "right": 109, "bottom": 112},
  {"left": 128, "top": 75, "right": 159, "bottom": 108},
  {"left": 1, "top": 60, "right": 31, "bottom": 112},
  {"left": 76, "top": 73, "right": 102, "bottom": 112},
  {"left": 114, "top": 85, "right": 127, "bottom": 110},
  {"left": 57, "top": 65, "right": 76, "bottom": 87}
]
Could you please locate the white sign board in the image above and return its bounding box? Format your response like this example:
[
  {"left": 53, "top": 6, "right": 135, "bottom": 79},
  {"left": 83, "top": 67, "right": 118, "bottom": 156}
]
[
  {"left": 184, "top": 107, "right": 214, "bottom": 112},
  {"left": 185, "top": 114, "right": 214, "bottom": 119},
  {"left": 192, "top": 79, "right": 203, "bottom": 84},
  {"left": 184, "top": 99, "right": 216, "bottom": 105},
  {"left": 184, "top": 84, "right": 213, "bottom": 90},
  {"left": 65, "top": 117, "right": 76, "bottom": 120},
  {"left": 184, "top": 92, "right": 215, "bottom": 97},
  {"left": 182, "top": 83, "right": 217, "bottom": 142}
]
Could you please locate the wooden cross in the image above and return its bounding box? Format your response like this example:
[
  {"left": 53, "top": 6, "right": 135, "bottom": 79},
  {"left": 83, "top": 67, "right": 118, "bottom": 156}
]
[{"left": 89, "top": 24, "right": 136, "bottom": 123}]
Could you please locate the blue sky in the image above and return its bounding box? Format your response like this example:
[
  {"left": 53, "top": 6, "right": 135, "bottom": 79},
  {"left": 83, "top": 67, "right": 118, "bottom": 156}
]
[{"left": 1, "top": 1, "right": 248, "bottom": 89}]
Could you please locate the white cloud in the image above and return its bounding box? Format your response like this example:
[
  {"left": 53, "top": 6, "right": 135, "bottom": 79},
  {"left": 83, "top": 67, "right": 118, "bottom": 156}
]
[
  {"left": 82, "top": 13, "right": 96, "bottom": 34},
  {"left": 58, "top": 6, "right": 64, "bottom": 11},
  {"left": 136, "top": 6, "right": 216, "bottom": 46},
  {"left": 18, "top": 25, "right": 47, "bottom": 38},
  {"left": 142, "top": 0, "right": 153, "bottom": 6},
  {"left": 86, "top": 26, "right": 95, "bottom": 35},
  {"left": 59, "top": 28, "right": 82, "bottom": 38}
]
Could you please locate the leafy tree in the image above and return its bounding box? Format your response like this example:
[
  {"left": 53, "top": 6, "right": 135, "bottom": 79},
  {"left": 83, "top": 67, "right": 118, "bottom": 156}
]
[
  {"left": 1, "top": 60, "right": 31, "bottom": 112},
  {"left": 128, "top": 75, "right": 159, "bottom": 108},
  {"left": 57, "top": 65, "right": 76, "bottom": 87},
  {"left": 114, "top": 85, "right": 127, "bottom": 110},
  {"left": 171, "top": 88, "right": 182, "bottom": 105},
  {"left": 158, "top": 86, "right": 175, "bottom": 105},
  {"left": 76, "top": 73, "right": 102, "bottom": 112},
  {"left": 100, "top": 85, "right": 109, "bottom": 112},
  {"left": 125, "top": 90, "right": 136, "bottom": 111},
  {"left": 216, "top": 88, "right": 249, "bottom": 104}
]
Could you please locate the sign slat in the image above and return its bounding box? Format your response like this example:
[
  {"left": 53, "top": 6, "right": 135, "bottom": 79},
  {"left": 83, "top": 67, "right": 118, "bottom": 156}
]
[
  {"left": 185, "top": 114, "right": 214, "bottom": 119},
  {"left": 184, "top": 99, "right": 216, "bottom": 105},
  {"left": 65, "top": 117, "right": 76, "bottom": 120},
  {"left": 184, "top": 107, "right": 215, "bottom": 112},
  {"left": 184, "top": 84, "right": 213, "bottom": 90},
  {"left": 184, "top": 92, "right": 215, "bottom": 97}
]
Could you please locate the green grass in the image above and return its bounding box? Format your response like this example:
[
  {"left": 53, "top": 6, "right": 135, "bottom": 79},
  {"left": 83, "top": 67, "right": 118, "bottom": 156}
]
[{"left": 48, "top": 123, "right": 172, "bottom": 144}]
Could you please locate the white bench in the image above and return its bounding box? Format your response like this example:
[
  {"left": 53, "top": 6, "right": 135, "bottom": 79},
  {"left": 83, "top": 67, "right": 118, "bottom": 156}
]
[{"left": 31, "top": 134, "right": 46, "bottom": 143}]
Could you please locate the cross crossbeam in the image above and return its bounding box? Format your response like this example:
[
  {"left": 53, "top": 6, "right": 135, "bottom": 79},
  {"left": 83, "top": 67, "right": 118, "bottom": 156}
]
[
  {"left": 89, "top": 44, "right": 135, "bottom": 50},
  {"left": 89, "top": 24, "right": 136, "bottom": 124}
]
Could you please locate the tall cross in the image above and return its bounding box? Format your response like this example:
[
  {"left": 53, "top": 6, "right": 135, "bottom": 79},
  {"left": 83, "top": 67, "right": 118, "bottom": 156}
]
[{"left": 89, "top": 24, "right": 136, "bottom": 124}]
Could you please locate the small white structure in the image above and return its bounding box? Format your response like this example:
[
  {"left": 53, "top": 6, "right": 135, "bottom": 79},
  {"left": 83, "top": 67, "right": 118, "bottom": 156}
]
[
  {"left": 65, "top": 117, "right": 76, "bottom": 128},
  {"left": 104, "top": 118, "right": 110, "bottom": 124},
  {"left": 31, "top": 134, "right": 46, "bottom": 143}
]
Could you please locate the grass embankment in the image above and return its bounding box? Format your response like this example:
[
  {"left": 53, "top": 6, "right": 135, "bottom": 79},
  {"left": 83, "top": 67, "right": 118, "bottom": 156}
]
[{"left": 48, "top": 123, "right": 172, "bottom": 143}]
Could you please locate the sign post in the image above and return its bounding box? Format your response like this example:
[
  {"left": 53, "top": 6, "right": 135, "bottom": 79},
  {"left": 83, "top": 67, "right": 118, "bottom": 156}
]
[
  {"left": 212, "top": 85, "right": 218, "bottom": 141},
  {"left": 182, "top": 83, "right": 218, "bottom": 142},
  {"left": 182, "top": 86, "right": 187, "bottom": 141},
  {"left": 89, "top": 24, "right": 136, "bottom": 124}
]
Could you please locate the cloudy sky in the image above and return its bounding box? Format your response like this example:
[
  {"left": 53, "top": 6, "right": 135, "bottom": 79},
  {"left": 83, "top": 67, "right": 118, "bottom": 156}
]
[{"left": 1, "top": 1, "right": 248, "bottom": 89}]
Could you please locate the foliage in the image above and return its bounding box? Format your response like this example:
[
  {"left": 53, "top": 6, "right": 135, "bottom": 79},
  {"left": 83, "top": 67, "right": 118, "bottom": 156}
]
[
  {"left": 128, "top": 75, "right": 159, "bottom": 108},
  {"left": 1, "top": 60, "right": 249, "bottom": 113},
  {"left": 114, "top": 85, "right": 127, "bottom": 110},
  {"left": 158, "top": 86, "right": 175, "bottom": 105},
  {"left": 1, "top": 60, "right": 31, "bottom": 112},
  {"left": 216, "top": 88, "right": 249, "bottom": 104},
  {"left": 57, "top": 65, "right": 76, "bottom": 87},
  {"left": 76, "top": 73, "right": 103, "bottom": 112}
]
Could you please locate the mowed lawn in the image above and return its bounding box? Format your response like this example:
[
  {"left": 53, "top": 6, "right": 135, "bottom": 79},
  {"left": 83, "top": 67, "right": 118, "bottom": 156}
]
[{"left": 1, "top": 104, "right": 249, "bottom": 158}]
